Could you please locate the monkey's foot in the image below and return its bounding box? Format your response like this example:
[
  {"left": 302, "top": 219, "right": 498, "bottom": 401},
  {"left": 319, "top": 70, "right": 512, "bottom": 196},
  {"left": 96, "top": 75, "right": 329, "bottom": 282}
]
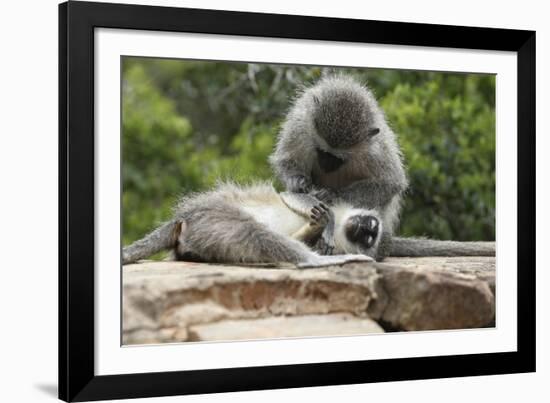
[{"left": 298, "top": 254, "right": 372, "bottom": 269}]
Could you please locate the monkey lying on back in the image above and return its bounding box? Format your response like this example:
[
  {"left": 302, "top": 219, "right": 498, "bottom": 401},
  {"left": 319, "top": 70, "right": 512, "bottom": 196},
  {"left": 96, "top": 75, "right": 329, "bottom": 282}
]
[
  {"left": 270, "top": 74, "right": 495, "bottom": 260},
  {"left": 122, "top": 183, "right": 382, "bottom": 267}
]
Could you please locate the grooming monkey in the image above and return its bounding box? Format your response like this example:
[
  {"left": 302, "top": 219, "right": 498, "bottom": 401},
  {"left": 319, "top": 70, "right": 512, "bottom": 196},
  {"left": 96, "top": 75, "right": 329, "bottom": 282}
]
[
  {"left": 122, "top": 182, "right": 382, "bottom": 267},
  {"left": 270, "top": 74, "right": 495, "bottom": 260}
]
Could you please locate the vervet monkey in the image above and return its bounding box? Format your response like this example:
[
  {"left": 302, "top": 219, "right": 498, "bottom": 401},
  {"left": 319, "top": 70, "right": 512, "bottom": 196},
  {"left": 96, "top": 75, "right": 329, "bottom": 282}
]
[
  {"left": 122, "top": 183, "right": 382, "bottom": 267},
  {"left": 270, "top": 74, "right": 494, "bottom": 259}
]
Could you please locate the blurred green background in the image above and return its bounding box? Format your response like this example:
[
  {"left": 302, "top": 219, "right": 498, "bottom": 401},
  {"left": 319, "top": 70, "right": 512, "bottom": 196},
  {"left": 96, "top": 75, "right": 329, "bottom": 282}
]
[{"left": 122, "top": 57, "right": 495, "bottom": 246}]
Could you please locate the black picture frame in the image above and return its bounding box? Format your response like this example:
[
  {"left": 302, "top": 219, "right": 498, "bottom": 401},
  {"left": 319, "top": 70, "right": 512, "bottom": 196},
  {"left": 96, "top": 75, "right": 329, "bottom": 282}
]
[{"left": 59, "top": 1, "right": 536, "bottom": 401}]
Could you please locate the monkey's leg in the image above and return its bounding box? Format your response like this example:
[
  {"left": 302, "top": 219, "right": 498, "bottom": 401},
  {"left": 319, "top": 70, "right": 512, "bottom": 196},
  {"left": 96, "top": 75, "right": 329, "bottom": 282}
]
[
  {"left": 122, "top": 220, "right": 181, "bottom": 265},
  {"left": 249, "top": 229, "right": 370, "bottom": 267}
]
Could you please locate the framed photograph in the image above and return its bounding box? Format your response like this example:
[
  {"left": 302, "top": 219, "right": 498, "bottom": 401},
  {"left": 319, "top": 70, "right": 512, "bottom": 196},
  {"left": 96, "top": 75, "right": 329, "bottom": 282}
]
[{"left": 59, "top": 1, "right": 535, "bottom": 401}]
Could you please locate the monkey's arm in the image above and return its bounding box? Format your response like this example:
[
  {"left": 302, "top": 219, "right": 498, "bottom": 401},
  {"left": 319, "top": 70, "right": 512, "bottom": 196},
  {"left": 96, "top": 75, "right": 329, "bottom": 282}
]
[
  {"left": 280, "top": 192, "right": 335, "bottom": 254},
  {"left": 269, "top": 124, "right": 316, "bottom": 193},
  {"left": 290, "top": 223, "right": 322, "bottom": 244},
  {"left": 280, "top": 191, "right": 326, "bottom": 217},
  {"left": 290, "top": 203, "right": 330, "bottom": 245}
]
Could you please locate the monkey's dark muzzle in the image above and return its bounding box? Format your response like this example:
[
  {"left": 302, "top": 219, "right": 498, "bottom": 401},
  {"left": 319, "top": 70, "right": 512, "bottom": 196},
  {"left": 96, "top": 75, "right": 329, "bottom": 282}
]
[
  {"left": 316, "top": 148, "right": 346, "bottom": 173},
  {"left": 345, "top": 215, "right": 379, "bottom": 249}
]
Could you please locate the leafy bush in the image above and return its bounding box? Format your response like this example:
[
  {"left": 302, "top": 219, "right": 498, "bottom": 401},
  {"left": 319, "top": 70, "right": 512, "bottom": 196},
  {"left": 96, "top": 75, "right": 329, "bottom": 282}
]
[{"left": 381, "top": 75, "right": 495, "bottom": 240}]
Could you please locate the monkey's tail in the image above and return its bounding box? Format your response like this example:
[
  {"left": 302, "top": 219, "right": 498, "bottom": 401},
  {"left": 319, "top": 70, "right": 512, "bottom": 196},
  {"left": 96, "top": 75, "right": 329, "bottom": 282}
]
[
  {"left": 389, "top": 237, "right": 495, "bottom": 257},
  {"left": 122, "top": 220, "right": 181, "bottom": 265}
]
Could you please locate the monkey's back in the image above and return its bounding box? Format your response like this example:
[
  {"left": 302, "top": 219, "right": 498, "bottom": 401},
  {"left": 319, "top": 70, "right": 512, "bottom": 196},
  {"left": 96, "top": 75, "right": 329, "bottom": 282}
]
[
  {"left": 174, "top": 181, "right": 306, "bottom": 238},
  {"left": 171, "top": 182, "right": 314, "bottom": 264}
]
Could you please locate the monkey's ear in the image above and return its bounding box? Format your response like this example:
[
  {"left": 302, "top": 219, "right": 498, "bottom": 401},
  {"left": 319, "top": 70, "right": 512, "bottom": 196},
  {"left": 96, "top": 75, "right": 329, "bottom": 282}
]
[
  {"left": 368, "top": 128, "right": 380, "bottom": 137},
  {"left": 312, "top": 95, "right": 321, "bottom": 106}
]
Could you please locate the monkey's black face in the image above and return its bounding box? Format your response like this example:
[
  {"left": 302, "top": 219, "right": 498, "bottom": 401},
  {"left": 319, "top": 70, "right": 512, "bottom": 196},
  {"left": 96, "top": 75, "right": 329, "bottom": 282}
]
[
  {"left": 316, "top": 147, "right": 346, "bottom": 173},
  {"left": 345, "top": 214, "right": 379, "bottom": 249}
]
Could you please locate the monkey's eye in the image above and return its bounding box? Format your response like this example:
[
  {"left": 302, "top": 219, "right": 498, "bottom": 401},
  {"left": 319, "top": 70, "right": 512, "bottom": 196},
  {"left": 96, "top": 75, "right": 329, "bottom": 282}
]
[{"left": 368, "top": 128, "right": 380, "bottom": 137}]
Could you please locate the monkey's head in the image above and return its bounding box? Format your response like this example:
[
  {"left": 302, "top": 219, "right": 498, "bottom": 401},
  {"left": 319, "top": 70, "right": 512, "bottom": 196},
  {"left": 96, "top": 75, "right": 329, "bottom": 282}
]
[
  {"left": 310, "top": 77, "right": 380, "bottom": 152},
  {"left": 333, "top": 206, "right": 382, "bottom": 257}
]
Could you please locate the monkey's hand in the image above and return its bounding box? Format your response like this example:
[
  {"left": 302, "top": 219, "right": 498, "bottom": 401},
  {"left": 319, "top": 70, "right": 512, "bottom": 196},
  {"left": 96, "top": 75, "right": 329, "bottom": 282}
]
[
  {"left": 310, "top": 188, "right": 337, "bottom": 205},
  {"left": 316, "top": 230, "right": 335, "bottom": 255},
  {"left": 287, "top": 175, "right": 312, "bottom": 193}
]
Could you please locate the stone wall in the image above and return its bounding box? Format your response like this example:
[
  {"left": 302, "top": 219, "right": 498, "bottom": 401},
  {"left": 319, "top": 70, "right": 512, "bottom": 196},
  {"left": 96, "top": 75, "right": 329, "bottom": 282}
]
[{"left": 122, "top": 257, "right": 495, "bottom": 344}]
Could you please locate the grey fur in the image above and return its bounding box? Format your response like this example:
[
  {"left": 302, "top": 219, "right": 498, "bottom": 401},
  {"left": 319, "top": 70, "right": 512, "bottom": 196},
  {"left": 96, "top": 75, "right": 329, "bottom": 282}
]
[
  {"left": 122, "top": 183, "right": 376, "bottom": 267},
  {"left": 122, "top": 221, "right": 179, "bottom": 264},
  {"left": 173, "top": 185, "right": 308, "bottom": 264},
  {"left": 269, "top": 74, "right": 408, "bottom": 260}
]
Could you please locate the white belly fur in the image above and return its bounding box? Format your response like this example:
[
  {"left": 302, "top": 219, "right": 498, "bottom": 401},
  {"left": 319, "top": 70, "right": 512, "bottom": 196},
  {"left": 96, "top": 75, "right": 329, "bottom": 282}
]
[{"left": 241, "top": 201, "right": 306, "bottom": 237}]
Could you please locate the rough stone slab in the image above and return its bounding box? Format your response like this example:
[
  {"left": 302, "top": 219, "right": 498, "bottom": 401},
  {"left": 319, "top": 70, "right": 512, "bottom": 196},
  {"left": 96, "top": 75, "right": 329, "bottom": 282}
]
[
  {"left": 123, "top": 261, "right": 380, "bottom": 345},
  {"left": 383, "top": 256, "right": 495, "bottom": 295},
  {"left": 370, "top": 257, "right": 495, "bottom": 331},
  {"left": 123, "top": 257, "right": 495, "bottom": 345},
  {"left": 187, "top": 313, "right": 383, "bottom": 342}
]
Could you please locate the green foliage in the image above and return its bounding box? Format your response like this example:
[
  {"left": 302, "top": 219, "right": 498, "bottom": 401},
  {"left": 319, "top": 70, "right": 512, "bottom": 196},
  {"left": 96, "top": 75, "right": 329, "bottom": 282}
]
[
  {"left": 381, "top": 75, "right": 495, "bottom": 240},
  {"left": 122, "top": 59, "right": 279, "bottom": 243},
  {"left": 122, "top": 57, "right": 495, "bottom": 245},
  {"left": 123, "top": 62, "right": 193, "bottom": 243}
]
